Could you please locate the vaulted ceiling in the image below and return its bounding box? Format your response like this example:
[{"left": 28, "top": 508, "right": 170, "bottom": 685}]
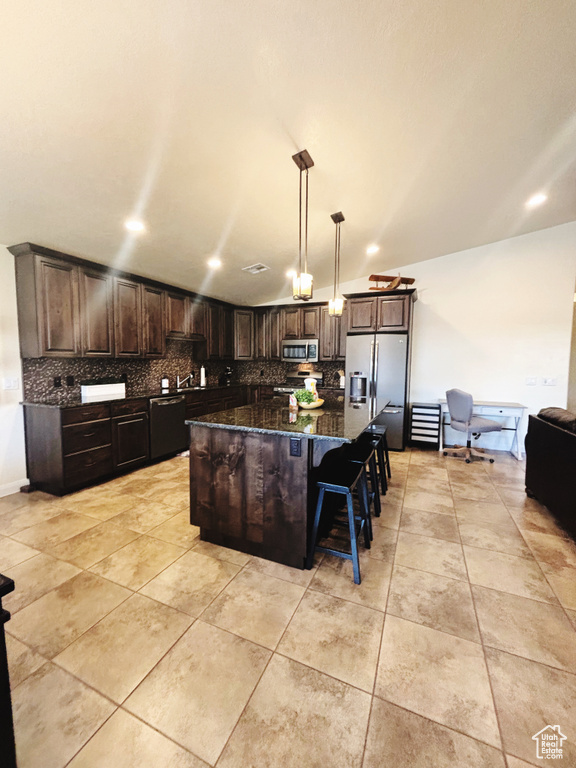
[{"left": 2, "top": 1, "right": 576, "bottom": 304}]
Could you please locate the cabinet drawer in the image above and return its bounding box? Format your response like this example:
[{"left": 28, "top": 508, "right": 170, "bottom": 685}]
[
  {"left": 474, "top": 406, "right": 519, "bottom": 418},
  {"left": 111, "top": 398, "right": 148, "bottom": 416},
  {"left": 63, "top": 445, "right": 113, "bottom": 485},
  {"left": 62, "top": 403, "right": 111, "bottom": 425},
  {"left": 62, "top": 420, "right": 111, "bottom": 455}
]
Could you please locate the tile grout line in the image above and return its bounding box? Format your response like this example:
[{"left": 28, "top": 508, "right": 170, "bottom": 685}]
[{"left": 454, "top": 464, "right": 511, "bottom": 762}]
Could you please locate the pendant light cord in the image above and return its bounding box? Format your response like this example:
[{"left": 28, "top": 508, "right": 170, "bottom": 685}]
[{"left": 304, "top": 168, "right": 309, "bottom": 275}]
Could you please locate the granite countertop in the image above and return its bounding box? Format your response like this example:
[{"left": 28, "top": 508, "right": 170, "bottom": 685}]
[
  {"left": 187, "top": 396, "right": 389, "bottom": 442},
  {"left": 21, "top": 383, "right": 248, "bottom": 408}
]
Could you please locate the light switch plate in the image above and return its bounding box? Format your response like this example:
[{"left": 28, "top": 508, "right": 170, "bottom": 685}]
[
  {"left": 542, "top": 377, "right": 557, "bottom": 386},
  {"left": 525, "top": 377, "right": 537, "bottom": 386},
  {"left": 2, "top": 377, "right": 19, "bottom": 390}
]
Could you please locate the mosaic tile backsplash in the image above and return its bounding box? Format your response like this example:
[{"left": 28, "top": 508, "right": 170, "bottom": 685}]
[{"left": 22, "top": 341, "right": 345, "bottom": 404}]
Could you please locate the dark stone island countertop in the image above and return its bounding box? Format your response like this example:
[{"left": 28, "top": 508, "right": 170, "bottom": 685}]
[{"left": 187, "top": 396, "right": 389, "bottom": 442}]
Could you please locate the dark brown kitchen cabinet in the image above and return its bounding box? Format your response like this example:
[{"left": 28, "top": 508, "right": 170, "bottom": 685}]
[
  {"left": 111, "top": 399, "right": 149, "bottom": 470},
  {"left": 142, "top": 285, "right": 165, "bottom": 358},
  {"left": 348, "top": 297, "right": 378, "bottom": 332},
  {"left": 281, "top": 307, "right": 300, "bottom": 339},
  {"left": 376, "top": 295, "right": 409, "bottom": 331},
  {"left": 114, "top": 277, "right": 142, "bottom": 357},
  {"left": 268, "top": 309, "right": 281, "bottom": 359},
  {"left": 301, "top": 306, "right": 320, "bottom": 338},
  {"left": 319, "top": 305, "right": 348, "bottom": 361},
  {"left": 190, "top": 300, "right": 206, "bottom": 338},
  {"left": 254, "top": 309, "right": 267, "bottom": 360},
  {"left": 166, "top": 292, "right": 189, "bottom": 338},
  {"left": 79, "top": 268, "right": 114, "bottom": 357},
  {"left": 234, "top": 309, "right": 254, "bottom": 360},
  {"left": 348, "top": 294, "right": 410, "bottom": 333},
  {"left": 206, "top": 303, "right": 221, "bottom": 358},
  {"left": 220, "top": 306, "right": 234, "bottom": 359},
  {"left": 13, "top": 249, "right": 81, "bottom": 358},
  {"left": 280, "top": 306, "right": 319, "bottom": 340}
]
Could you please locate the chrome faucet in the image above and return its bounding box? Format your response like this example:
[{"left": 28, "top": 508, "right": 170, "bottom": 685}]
[{"left": 177, "top": 373, "right": 194, "bottom": 389}]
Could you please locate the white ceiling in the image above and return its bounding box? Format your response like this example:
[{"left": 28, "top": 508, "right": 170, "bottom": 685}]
[{"left": 1, "top": 1, "right": 576, "bottom": 305}]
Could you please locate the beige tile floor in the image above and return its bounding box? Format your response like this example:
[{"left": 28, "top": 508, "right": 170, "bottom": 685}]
[{"left": 1, "top": 449, "right": 576, "bottom": 767}]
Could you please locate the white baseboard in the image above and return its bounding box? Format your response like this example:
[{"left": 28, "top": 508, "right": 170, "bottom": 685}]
[{"left": 0, "top": 478, "right": 29, "bottom": 498}]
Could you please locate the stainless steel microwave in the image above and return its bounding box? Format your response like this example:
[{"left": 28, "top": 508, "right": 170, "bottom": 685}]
[{"left": 281, "top": 339, "right": 319, "bottom": 363}]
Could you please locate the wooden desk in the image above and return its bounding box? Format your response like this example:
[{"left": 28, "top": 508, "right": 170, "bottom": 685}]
[{"left": 438, "top": 400, "right": 527, "bottom": 460}]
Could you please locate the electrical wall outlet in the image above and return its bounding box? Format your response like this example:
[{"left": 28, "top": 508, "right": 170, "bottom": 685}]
[
  {"left": 542, "top": 377, "right": 557, "bottom": 386},
  {"left": 53, "top": 376, "right": 62, "bottom": 388},
  {"left": 525, "top": 377, "right": 537, "bottom": 386},
  {"left": 2, "top": 377, "right": 19, "bottom": 390}
]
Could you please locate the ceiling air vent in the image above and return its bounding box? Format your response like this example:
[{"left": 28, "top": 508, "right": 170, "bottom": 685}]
[{"left": 242, "top": 263, "right": 270, "bottom": 275}]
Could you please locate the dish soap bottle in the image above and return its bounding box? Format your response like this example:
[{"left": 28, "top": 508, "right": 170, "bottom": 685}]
[
  {"left": 161, "top": 375, "right": 169, "bottom": 390},
  {"left": 200, "top": 365, "right": 206, "bottom": 388}
]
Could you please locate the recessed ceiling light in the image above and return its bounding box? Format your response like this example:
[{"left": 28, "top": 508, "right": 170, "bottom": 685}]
[
  {"left": 207, "top": 256, "right": 222, "bottom": 269},
  {"left": 125, "top": 219, "right": 145, "bottom": 233},
  {"left": 525, "top": 192, "right": 547, "bottom": 209},
  {"left": 366, "top": 244, "right": 379, "bottom": 255}
]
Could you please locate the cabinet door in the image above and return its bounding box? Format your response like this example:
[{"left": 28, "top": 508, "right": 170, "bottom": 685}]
[
  {"left": 301, "top": 306, "right": 319, "bottom": 338},
  {"left": 207, "top": 303, "right": 221, "bottom": 358},
  {"left": 220, "top": 306, "right": 234, "bottom": 359},
  {"left": 348, "top": 298, "right": 377, "bottom": 332},
  {"left": 281, "top": 307, "right": 300, "bottom": 339},
  {"left": 37, "top": 257, "right": 80, "bottom": 356},
  {"left": 319, "top": 307, "right": 334, "bottom": 361},
  {"left": 268, "top": 310, "right": 281, "bottom": 359},
  {"left": 234, "top": 309, "right": 254, "bottom": 360},
  {"left": 190, "top": 300, "right": 206, "bottom": 338},
  {"left": 166, "top": 292, "right": 189, "bottom": 338},
  {"left": 143, "top": 285, "right": 165, "bottom": 358},
  {"left": 114, "top": 277, "right": 142, "bottom": 357},
  {"left": 376, "top": 296, "right": 409, "bottom": 331},
  {"left": 254, "top": 309, "right": 267, "bottom": 360},
  {"left": 335, "top": 305, "right": 348, "bottom": 360},
  {"left": 79, "top": 268, "right": 114, "bottom": 357},
  {"left": 112, "top": 412, "right": 149, "bottom": 469}
]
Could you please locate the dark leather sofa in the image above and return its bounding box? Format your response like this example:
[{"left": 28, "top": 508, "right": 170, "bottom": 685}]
[{"left": 525, "top": 407, "right": 576, "bottom": 538}]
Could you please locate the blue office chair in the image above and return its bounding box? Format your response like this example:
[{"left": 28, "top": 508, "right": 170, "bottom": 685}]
[{"left": 444, "top": 389, "right": 502, "bottom": 463}]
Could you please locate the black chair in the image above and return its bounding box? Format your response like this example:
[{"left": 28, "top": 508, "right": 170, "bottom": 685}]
[
  {"left": 364, "top": 426, "right": 391, "bottom": 493},
  {"left": 306, "top": 459, "right": 371, "bottom": 584},
  {"left": 343, "top": 433, "right": 382, "bottom": 519}
]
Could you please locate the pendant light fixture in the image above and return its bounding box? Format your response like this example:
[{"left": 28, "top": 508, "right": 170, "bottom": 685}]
[
  {"left": 292, "top": 149, "right": 314, "bottom": 301},
  {"left": 329, "top": 211, "right": 345, "bottom": 316}
]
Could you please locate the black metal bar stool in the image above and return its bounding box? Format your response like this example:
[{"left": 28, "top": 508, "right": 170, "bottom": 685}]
[
  {"left": 343, "top": 433, "right": 382, "bottom": 519},
  {"left": 365, "top": 426, "right": 391, "bottom": 493},
  {"left": 306, "top": 459, "right": 371, "bottom": 584}
]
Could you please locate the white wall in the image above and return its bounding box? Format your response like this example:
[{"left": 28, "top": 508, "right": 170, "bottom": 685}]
[
  {"left": 266, "top": 222, "right": 576, "bottom": 450},
  {"left": 0, "top": 244, "right": 28, "bottom": 496}
]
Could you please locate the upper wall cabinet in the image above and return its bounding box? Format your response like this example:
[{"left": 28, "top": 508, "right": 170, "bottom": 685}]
[
  {"left": 114, "top": 277, "right": 142, "bottom": 357},
  {"left": 348, "top": 294, "right": 412, "bottom": 333},
  {"left": 79, "top": 267, "right": 114, "bottom": 357},
  {"left": 268, "top": 309, "right": 281, "bottom": 359},
  {"left": 319, "top": 305, "right": 348, "bottom": 361},
  {"left": 280, "top": 306, "right": 320, "bottom": 340},
  {"left": 220, "top": 306, "right": 235, "bottom": 359},
  {"left": 13, "top": 249, "right": 81, "bottom": 358},
  {"left": 142, "top": 285, "right": 165, "bottom": 358},
  {"left": 190, "top": 299, "right": 206, "bottom": 338},
  {"left": 234, "top": 309, "right": 254, "bottom": 360},
  {"left": 166, "top": 292, "right": 189, "bottom": 338}
]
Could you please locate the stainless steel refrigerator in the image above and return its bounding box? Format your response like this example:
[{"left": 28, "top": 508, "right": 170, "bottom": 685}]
[{"left": 345, "top": 333, "right": 410, "bottom": 449}]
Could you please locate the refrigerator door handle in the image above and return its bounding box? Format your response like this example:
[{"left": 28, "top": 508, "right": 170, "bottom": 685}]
[
  {"left": 373, "top": 340, "right": 379, "bottom": 397},
  {"left": 369, "top": 340, "right": 375, "bottom": 398}
]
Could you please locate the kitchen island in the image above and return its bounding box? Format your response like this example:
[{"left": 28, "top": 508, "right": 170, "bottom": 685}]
[{"left": 187, "top": 396, "right": 389, "bottom": 569}]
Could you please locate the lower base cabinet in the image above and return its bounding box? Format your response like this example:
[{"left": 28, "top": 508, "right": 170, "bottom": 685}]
[{"left": 23, "top": 386, "right": 253, "bottom": 495}]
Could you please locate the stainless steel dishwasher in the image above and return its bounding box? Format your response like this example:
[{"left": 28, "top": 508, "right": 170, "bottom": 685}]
[{"left": 149, "top": 395, "right": 188, "bottom": 459}]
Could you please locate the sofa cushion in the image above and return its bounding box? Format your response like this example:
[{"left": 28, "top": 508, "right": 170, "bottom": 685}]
[{"left": 537, "top": 407, "right": 576, "bottom": 434}]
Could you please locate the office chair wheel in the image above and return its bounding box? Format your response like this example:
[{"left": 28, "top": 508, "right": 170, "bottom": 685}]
[
  {"left": 443, "top": 451, "right": 448, "bottom": 456},
  {"left": 465, "top": 459, "right": 471, "bottom": 463},
  {"left": 489, "top": 458, "right": 494, "bottom": 463}
]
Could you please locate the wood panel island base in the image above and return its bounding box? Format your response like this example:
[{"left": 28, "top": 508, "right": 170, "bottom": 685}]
[{"left": 187, "top": 397, "right": 389, "bottom": 569}]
